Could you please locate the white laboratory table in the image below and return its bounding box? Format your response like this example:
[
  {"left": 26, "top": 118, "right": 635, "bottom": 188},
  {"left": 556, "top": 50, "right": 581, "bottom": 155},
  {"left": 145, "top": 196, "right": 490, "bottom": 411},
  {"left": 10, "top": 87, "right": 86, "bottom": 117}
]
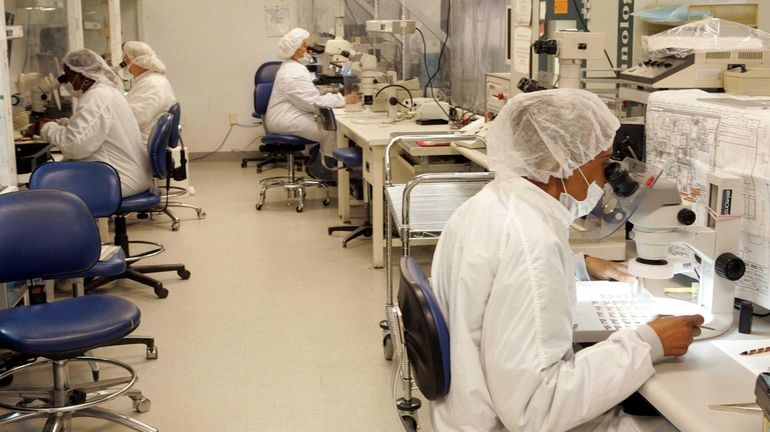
[
  {"left": 334, "top": 109, "right": 455, "bottom": 267},
  {"left": 638, "top": 278, "right": 767, "bottom": 431}
]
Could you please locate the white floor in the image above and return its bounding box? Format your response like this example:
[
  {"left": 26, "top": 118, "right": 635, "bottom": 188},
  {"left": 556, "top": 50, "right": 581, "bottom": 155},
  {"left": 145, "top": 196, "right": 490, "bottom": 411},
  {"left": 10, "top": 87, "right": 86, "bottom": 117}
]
[{"left": 6, "top": 161, "right": 435, "bottom": 432}]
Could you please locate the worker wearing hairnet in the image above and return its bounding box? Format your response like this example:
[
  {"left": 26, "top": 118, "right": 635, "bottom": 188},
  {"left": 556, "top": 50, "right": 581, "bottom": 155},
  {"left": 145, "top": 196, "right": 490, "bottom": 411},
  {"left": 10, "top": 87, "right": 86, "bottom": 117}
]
[
  {"left": 430, "top": 89, "right": 703, "bottom": 432},
  {"left": 265, "top": 27, "right": 360, "bottom": 156},
  {"left": 122, "top": 41, "right": 177, "bottom": 144},
  {"left": 42, "top": 49, "right": 151, "bottom": 197}
]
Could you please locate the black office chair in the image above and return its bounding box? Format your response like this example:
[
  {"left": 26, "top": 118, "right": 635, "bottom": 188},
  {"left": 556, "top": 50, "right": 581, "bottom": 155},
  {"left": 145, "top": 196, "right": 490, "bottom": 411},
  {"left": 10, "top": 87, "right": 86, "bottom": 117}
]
[
  {"left": 314, "top": 105, "right": 373, "bottom": 247},
  {"left": 253, "top": 62, "right": 330, "bottom": 212},
  {"left": 392, "top": 256, "right": 451, "bottom": 431}
]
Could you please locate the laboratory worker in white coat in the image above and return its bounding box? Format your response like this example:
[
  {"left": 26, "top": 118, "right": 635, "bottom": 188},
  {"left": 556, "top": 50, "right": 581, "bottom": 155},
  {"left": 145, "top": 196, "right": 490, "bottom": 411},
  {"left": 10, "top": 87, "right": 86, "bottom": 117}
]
[
  {"left": 42, "top": 49, "right": 152, "bottom": 197},
  {"left": 265, "top": 27, "right": 360, "bottom": 156},
  {"left": 430, "top": 88, "right": 704, "bottom": 432},
  {"left": 121, "top": 41, "right": 177, "bottom": 144}
]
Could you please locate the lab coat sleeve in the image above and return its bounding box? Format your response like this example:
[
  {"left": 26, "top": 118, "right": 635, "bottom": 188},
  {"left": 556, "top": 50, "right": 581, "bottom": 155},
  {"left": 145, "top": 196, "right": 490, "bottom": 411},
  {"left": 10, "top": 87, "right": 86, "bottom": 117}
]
[
  {"left": 41, "top": 97, "right": 111, "bottom": 160},
  {"left": 573, "top": 251, "right": 590, "bottom": 281},
  {"left": 282, "top": 75, "right": 346, "bottom": 113},
  {"left": 482, "top": 219, "right": 657, "bottom": 432}
]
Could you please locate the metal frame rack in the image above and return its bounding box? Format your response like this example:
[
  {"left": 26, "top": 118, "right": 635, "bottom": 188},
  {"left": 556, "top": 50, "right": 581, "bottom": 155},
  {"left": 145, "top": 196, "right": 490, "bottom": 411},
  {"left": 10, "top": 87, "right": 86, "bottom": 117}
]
[{"left": 380, "top": 134, "right": 494, "bottom": 431}]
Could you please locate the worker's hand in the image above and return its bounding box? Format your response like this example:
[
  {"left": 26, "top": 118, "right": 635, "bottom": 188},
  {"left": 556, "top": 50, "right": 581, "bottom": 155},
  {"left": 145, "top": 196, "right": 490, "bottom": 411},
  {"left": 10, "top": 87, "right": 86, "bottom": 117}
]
[
  {"left": 585, "top": 256, "right": 636, "bottom": 282},
  {"left": 647, "top": 314, "right": 704, "bottom": 357},
  {"left": 345, "top": 93, "right": 361, "bottom": 105},
  {"left": 22, "top": 124, "right": 36, "bottom": 138},
  {"left": 55, "top": 117, "right": 69, "bottom": 126}
]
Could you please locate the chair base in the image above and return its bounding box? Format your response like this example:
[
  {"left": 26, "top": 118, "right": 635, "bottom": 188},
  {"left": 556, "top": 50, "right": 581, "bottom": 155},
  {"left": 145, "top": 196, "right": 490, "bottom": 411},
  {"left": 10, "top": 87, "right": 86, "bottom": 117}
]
[
  {"left": 0, "top": 357, "right": 156, "bottom": 432},
  {"left": 255, "top": 153, "right": 330, "bottom": 213},
  {"left": 328, "top": 223, "right": 373, "bottom": 248},
  {"left": 86, "top": 263, "right": 189, "bottom": 299},
  {"left": 151, "top": 204, "right": 206, "bottom": 231}
]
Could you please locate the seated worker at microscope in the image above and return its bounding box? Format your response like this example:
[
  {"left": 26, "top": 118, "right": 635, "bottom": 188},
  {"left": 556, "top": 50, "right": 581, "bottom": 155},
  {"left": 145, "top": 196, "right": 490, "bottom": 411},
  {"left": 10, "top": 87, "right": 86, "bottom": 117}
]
[
  {"left": 265, "top": 27, "right": 360, "bottom": 159},
  {"left": 41, "top": 49, "right": 152, "bottom": 197},
  {"left": 121, "top": 41, "right": 177, "bottom": 144},
  {"left": 430, "top": 89, "right": 704, "bottom": 432}
]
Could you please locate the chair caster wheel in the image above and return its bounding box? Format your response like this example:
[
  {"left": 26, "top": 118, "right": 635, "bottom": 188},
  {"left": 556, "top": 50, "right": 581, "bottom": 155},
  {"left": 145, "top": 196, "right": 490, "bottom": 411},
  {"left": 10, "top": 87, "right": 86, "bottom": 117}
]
[
  {"left": 92, "top": 370, "right": 100, "bottom": 382},
  {"left": 383, "top": 333, "right": 395, "bottom": 361},
  {"left": 178, "top": 269, "right": 191, "bottom": 280},
  {"left": 146, "top": 346, "right": 159, "bottom": 360},
  {"left": 323, "top": 198, "right": 330, "bottom": 206},
  {"left": 131, "top": 396, "right": 152, "bottom": 413},
  {"left": 137, "top": 212, "right": 149, "bottom": 220},
  {"left": 401, "top": 415, "right": 418, "bottom": 432},
  {"left": 296, "top": 206, "right": 304, "bottom": 213},
  {"left": 257, "top": 167, "right": 263, "bottom": 174},
  {"left": 241, "top": 160, "right": 247, "bottom": 168},
  {"left": 0, "top": 375, "right": 13, "bottom": 387},
  {"left": 171, "top": 222, "right": 180, "bottom": 231},
  {"left": 256, "top": 203, "right": 263, "bottom": 211},
  {"left": 154, "top": 287, "right": 169, "bottom": 299},
  {"left": 197, "top": 210, "right": 206, "bottom": 219}
]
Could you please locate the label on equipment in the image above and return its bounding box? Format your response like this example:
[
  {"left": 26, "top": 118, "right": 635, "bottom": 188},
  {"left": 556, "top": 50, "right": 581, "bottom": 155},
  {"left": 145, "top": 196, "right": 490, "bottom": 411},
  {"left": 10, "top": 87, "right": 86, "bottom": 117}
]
[{"left": 722, "top": 189, "right": 732, "bottom": 215}]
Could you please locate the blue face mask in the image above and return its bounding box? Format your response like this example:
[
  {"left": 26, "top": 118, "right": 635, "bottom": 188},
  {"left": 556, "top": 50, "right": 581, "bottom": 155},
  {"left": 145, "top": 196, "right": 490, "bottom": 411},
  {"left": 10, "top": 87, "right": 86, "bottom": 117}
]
[{"left": 559, "top": 168, "right": 605, "bottom": 220}]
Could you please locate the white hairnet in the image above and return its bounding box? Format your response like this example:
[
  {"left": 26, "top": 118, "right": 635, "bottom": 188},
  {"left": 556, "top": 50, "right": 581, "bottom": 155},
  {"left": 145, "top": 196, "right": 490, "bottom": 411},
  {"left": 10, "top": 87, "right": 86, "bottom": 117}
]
[
  {"left": 63, "top": 49, "right": 121, "bottom": 88},
  {"left": 486, "top": 89, "right": 620, "bottom": 183},
  {"left": 123, "top": 41, "right": 167, "bottom": 74},
  {"left": 278, "top": 27, "right": 310, "bottom": 60}
]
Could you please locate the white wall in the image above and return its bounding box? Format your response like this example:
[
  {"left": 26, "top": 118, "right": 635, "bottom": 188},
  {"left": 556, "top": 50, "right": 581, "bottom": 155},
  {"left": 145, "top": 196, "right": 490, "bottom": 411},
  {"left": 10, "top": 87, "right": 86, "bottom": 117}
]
[{"left": 141, "top": 0, "right": 291, "bottom": 154}]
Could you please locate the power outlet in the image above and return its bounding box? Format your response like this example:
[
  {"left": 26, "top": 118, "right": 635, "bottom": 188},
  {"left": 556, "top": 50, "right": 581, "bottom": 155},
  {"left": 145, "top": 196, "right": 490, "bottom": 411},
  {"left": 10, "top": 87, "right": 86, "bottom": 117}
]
[{"left": 228, "top": 112, "right": 238, "bottom": 125}]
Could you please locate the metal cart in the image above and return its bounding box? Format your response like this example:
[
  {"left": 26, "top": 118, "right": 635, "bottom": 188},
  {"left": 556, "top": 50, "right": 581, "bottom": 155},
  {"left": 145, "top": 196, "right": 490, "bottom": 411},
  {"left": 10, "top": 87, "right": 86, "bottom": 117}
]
[{"left": 380, "top": 134, "right": 494, "bottom": 431}]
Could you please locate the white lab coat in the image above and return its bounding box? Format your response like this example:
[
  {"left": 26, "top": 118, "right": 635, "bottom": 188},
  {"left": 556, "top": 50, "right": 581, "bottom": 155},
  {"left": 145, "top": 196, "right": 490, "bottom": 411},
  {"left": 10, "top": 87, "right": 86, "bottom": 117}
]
[
  {"left": 264, "top": 60, "right": 345, "bottom": 155},
  {"left": 430, "top": 177, "right": 673, "bottom": 432},
  {"left": 126, "top": 71, "right": 177, "bottom": 145},
  {"left": 41, "top": 82, "right": 152, "bottom": 197}
]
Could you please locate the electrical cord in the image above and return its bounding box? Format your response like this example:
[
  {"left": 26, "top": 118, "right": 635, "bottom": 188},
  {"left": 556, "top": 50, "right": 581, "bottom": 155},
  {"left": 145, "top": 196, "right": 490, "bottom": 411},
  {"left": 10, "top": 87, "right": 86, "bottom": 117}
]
[
  {"left": 415, "top": 23, "right": 458, "bottom": 127},
  {"left": 570, "top": 0, "right": 615, "bottom": 70},
  {"left": 374, "top": 84, "right": 415, "bottom": 108},
  {"left": 190, "top": 123, "right": 262, "bottom": 161}
]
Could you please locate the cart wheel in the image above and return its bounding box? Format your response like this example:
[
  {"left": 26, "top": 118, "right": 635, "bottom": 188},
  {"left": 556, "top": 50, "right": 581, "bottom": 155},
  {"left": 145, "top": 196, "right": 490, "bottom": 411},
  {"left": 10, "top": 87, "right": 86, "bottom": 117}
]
[
  {"left": 383, "top": 334, "right": 395, "bottom": 361},
  {"left": 146, "top": 346, "right": 159, "bottom": 360}
]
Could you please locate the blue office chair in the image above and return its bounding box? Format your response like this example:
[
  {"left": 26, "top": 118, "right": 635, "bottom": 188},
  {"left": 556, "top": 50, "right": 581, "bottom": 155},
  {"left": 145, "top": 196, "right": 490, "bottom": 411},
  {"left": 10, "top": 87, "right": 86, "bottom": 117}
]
[
  {"left": 154, "top": 103, "right": 206, "bottom": 231},
  {"left": 241, "top": 61, "right": 282, "bottom": 172},
  {"left": 86, "top": 113, "right": 190, "bottom": 298},
  {"left": 253, "top": 61, "right": 331, "bottom": 212},
  {"left": 394, "top": 256, "right": 450, "bottom": 430},
  {"left": 314, "top": 105, "right": 373, "bottom": 247},
  {"left": 30, "top": 161, "right": 158, "bottom": 360},
  {"left": 0, "top": 190, "right": 156, "bottom": 432}
]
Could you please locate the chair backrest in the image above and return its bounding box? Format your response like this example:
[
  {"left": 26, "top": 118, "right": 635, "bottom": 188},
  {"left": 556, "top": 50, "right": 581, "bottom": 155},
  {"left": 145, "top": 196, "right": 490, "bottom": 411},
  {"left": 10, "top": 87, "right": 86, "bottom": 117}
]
[
  {"left": 167, "top": 103, "right": 181, "bottom": 149},
  {"left": 313, "top": 104, "right": 337, "bottom": 132},
  {"left": 29, "top": 161, "right": 122, "bottom": 218},
  {"left": 148, "top": 112, "right": 175, "bottom": 179},
  {"left": 0, "top": 190, "right": 100, "bottom": 283},
  {"left": 253, "top": 61, "right": 281, "bottom": 121},
  {"left": 397, "top": 256, "right": 451, "bottom": 400}
]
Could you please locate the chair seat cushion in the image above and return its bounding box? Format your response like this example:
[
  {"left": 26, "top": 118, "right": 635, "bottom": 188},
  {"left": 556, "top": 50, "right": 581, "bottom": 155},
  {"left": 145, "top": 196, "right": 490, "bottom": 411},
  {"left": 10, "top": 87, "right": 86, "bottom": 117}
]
[
  {"left": 0, "top": 296, "right": 140, "bottom": 358},
  {"left": 261, "top": 134, "right": 316, "bottom": 150},
  {"left": 120, "top": 188, "right": 161, "bottom": 213},
  {"left": 332, "top": 147, "right": 363, "bottom": 168},
  {"left": 65, "top": 248, "right": 126, "bottom": 279}
]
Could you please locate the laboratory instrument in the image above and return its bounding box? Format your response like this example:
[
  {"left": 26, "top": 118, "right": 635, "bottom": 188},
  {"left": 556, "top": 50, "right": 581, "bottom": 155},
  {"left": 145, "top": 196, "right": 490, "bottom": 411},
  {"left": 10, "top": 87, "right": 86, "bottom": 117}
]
[
  {"left": 532, "top": 30, "right": 606, "bottom": 89},
  {"left": 600, "top": 159, "right": 746, "bottom": 339}
]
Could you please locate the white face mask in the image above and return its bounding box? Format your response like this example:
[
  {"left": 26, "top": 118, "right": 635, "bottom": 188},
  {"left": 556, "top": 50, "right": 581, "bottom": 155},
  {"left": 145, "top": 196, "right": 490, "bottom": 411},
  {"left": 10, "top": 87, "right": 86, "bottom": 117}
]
[
  {"left": 559, "top": 168, "right": 605, "bottom": 220},
  {"left": 298, "top": 53, "right": 313, "bottom": 65}
]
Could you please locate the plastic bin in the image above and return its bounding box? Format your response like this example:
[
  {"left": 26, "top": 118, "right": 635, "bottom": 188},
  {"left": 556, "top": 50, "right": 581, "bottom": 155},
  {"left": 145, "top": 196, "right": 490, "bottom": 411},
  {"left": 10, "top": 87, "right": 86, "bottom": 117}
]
[{"left": 15, "top": 143, "right": 52, "bottom": 174}]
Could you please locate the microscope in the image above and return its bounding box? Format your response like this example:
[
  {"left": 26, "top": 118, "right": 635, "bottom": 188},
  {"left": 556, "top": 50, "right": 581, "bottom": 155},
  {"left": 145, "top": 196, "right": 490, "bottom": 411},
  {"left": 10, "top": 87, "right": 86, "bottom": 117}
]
[
  {"left": 528, "top": 30, "right": 606, "bottom": 90},
  {"left": 13, "top": 72, "right": 62, "bottom": 136},
  {"left": 596, "top": 159, "right": 746, "bottom": 339}
]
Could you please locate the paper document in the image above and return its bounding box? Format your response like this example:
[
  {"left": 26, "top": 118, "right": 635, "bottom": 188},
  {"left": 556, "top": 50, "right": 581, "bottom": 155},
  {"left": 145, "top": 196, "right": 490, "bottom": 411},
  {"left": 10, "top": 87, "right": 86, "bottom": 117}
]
[
  {"left": 513, "top": 27, "right": 532, "bottom": 75},
  {"left": 646, "top": 90, "right": 770, "bottom": 310},
  {"left": 100, "top": 245, "right": 120, "bottom": 261},
  {"left": 513, "top": 0, "right": 532, "bottom": 25}
]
